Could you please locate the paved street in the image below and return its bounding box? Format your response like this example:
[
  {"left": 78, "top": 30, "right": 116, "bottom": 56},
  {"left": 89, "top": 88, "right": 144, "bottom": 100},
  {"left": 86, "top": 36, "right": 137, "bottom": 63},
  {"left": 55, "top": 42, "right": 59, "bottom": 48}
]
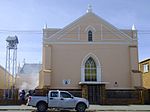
[
  {"left": 0, "top": 105, "right": 150, "bottom": 112},
  {"left": 0, "top": 110, "right": 149, "bottom": 112}
]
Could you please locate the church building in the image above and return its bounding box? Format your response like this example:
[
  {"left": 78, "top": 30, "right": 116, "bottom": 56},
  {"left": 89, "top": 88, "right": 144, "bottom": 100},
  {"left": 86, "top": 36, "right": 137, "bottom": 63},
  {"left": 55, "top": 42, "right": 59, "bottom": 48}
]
[{"left": 39, "top": 6, "right": 142, "bottom": 104}]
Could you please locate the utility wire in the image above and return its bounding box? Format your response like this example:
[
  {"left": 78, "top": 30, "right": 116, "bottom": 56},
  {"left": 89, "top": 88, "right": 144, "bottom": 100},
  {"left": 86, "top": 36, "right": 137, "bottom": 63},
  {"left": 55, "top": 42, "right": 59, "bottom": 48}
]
[{"left": 0, "top": 29, "right": 150, "bottom": 34}]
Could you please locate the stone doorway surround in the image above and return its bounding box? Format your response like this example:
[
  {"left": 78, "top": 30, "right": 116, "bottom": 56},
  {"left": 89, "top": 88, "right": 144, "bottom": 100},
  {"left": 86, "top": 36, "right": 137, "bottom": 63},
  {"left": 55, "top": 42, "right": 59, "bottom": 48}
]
[{"left": 79, "top": 82, "right": 108, "bottom": 104}]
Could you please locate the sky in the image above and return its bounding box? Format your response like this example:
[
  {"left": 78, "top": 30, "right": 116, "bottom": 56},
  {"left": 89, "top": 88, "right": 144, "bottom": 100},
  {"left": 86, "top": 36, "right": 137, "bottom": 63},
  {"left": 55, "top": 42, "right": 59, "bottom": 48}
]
[{"left": 0, "top": 0, "right": 150, "bottom": 68}]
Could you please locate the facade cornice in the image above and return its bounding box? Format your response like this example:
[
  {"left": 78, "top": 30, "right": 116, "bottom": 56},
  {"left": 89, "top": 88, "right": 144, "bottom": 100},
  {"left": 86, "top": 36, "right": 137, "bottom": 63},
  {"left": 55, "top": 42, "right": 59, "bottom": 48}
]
[
  {"left": 43, "top": 41, "right": 135, "bottom": 45},
  {"left": 79, "top": 81, "right": 109, "bottom": 85},
  {"left": 43, "top": 69, "right": 52, "bottom": 73}
]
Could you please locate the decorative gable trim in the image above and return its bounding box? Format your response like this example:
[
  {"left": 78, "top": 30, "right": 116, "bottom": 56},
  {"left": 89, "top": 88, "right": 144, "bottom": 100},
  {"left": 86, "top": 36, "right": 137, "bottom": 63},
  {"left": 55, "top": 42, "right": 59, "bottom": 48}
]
[
  {"left": 84, "top": 25, "right": 96, "bottom": 32},
  {"left": 101, "top": 24, "right": 128, "bottom": 40},
  {"left": 47, "top": 13, "right": 88, "bottom": 39},
  {"left": 46, "top": 12, "right": 133, "bottom": 41},
  {"left": 92, "top": 13, "right": 132, "bottom": 40}
]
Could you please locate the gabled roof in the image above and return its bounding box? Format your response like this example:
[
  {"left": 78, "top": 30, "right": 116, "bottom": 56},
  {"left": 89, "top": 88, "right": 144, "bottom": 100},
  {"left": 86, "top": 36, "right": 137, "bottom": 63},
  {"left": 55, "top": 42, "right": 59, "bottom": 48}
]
[
  {"left": 0, "top": 65, "right": 5, "bottom": 71},
  {"left": 0, "top": 64, "right": 12, "bottom": 76},
  {"left": 139, "top": 59, "right": 150, "bottom": 63},
  {"left": 19, "top": 63, "right": 41, "bottom": 75},
  {"left": 45, "top": 12, "right": 132, "bottom": 41}
]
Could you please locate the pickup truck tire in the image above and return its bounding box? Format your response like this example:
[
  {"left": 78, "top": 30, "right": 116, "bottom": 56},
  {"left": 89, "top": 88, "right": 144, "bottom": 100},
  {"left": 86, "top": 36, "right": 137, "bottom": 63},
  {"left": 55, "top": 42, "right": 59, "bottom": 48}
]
[
  {"left": 76, "top": 102, "right": 86, "bottom": 112},
  {"left": 37, "top": 102, "right": 47, "bottom": 112}
]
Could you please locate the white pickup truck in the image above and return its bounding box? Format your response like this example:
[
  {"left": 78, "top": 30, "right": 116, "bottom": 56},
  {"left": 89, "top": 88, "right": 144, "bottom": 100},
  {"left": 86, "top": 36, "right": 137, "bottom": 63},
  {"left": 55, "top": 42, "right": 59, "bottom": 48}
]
[{"left": 27, "top": 90, "right": 89, "bottom": 112}]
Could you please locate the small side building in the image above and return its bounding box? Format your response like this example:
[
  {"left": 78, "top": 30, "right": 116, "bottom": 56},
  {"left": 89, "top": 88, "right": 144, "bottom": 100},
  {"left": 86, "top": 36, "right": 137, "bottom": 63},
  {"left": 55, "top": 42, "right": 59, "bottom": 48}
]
[
  {"left": 139, "top": 59, "right": 150, "bottom": 89},
  {"left": 0, "top": 65, "right": 14, "bottom": 89},
  {"left": 16, "top": 63, "right": 41, "bottom": 90}
]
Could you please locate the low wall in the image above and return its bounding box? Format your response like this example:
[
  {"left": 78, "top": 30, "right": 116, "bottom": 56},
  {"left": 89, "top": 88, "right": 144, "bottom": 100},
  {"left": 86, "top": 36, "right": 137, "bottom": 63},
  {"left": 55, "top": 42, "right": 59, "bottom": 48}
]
[
  {"left": 0, "top": 88, "right": 146, "bottom": 105},
  {"left": 0, "top": 89, "right": 21, "bottom": 105},
  {"left": 105, "top": 89, "right": 143, "bottom": 105},
  {"left": 142, "top": 89, "right": 150, "bottom": 104},
  {"left": 35, "top": 88, "right": 145, "bottom": 105}
]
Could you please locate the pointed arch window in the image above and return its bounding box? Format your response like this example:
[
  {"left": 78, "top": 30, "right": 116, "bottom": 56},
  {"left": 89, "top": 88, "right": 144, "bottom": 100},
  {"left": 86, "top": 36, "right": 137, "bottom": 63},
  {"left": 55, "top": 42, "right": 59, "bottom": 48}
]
[
  {"left": 85, "top": 57, "right": 97, "bottom": 81},
  {"left": 88, "top": 30, "right": 93, "bottom": 42}
]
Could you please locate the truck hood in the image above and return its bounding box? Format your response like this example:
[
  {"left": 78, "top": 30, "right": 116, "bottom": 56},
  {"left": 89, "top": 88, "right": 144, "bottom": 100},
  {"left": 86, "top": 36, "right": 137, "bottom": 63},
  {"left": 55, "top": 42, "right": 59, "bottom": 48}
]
[{"left": 74, "top": 97, "right": 86, "bottom": 100}]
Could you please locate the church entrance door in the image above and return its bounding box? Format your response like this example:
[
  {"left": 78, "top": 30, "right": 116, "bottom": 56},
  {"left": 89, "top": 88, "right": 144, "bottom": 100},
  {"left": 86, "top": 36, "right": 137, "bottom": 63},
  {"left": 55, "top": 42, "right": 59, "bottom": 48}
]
[{"left": 88, "top": 85, "right": 100, "bottom": 104}]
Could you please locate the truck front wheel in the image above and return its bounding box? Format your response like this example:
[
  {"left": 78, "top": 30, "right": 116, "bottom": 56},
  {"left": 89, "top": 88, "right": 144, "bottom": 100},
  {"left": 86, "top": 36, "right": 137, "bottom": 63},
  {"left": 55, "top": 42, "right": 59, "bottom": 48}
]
[
  {"left": 37, "top": 102, "right": 48, "bottom": 112},
  {"left": 76, "top": 103, "right": 86, "bottom": 112}
]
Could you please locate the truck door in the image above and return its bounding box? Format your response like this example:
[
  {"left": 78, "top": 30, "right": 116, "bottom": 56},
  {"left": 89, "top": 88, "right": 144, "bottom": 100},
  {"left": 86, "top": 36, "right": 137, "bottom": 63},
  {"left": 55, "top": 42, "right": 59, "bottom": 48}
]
[
  {"left": 48, "top": 91, "right": 60, "bottom": 108},
  {"left": 59, "top": 92, "right": 76, "bottom": 108}
]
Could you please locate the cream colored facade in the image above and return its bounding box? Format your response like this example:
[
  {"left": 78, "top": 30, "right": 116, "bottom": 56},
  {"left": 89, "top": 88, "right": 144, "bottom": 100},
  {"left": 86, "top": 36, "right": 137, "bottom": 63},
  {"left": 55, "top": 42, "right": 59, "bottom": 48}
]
[
  {"left": 0, "top": 65, "right": 14, "bottom": 89},
  {"left": 39, "top": 10, "right": 142, "bottom": 90}
]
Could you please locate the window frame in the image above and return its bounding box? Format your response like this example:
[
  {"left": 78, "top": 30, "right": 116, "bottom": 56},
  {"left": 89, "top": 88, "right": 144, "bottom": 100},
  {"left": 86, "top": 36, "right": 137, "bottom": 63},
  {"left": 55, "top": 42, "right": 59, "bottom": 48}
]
[
  {"left": 81, "top": 53, "right": 101, "bottom": 83},
  {"left": 85, "top": 57, "right": 97, "bottom": 81},
  {"left": 143, "top": 64, "right": 149, "bottom": 73}
]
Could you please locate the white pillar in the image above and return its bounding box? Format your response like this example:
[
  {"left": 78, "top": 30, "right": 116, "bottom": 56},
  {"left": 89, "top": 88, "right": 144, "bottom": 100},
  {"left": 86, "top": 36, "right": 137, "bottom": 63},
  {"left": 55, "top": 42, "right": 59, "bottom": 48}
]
[
  {"left": 81, "top": 66, "right": 85, "bottom": 82},
  {"left": 97, "top": 66, "right": 101, "bottom": 82}
]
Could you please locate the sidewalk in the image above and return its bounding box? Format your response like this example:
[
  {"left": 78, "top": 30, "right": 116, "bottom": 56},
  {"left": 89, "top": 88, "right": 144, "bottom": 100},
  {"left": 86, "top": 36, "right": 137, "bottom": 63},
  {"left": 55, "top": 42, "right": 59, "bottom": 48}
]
[
  {"left": 0, "top": 105, "right": 150, "bottom": 111},
  {"left": 89, "top": 105, "right": 150, "bottom": 111},
  {"left": 0, "top": 105, "right": 34, "bottom": 111}
]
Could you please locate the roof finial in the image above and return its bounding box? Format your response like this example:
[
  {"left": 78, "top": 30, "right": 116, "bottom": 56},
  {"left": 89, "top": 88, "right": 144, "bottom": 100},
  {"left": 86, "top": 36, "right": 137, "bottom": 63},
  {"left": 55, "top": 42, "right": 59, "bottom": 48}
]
[
  {"left": 44, "top": 23, "right": 48, "bottom": 29},
  {"left": 132, "top": 24, "right": 136, "bottom": 30},
  {"left": 23, "top": 58, "right": 26, "bottom": 65},
  {"left": 87, "top": 4, "right": 92, "bottom": 13}
]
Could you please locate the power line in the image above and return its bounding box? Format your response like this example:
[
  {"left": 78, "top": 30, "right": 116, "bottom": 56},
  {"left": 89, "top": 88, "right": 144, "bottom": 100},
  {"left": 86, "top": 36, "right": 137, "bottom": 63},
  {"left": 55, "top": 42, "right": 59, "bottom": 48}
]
[{"left": 0, "top": 29, "right": 150, "bottom": 35}]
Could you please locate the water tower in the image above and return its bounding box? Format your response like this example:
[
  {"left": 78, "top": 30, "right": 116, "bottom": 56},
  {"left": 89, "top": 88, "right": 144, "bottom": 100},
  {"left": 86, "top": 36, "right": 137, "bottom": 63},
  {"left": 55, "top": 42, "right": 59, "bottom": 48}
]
[{"left": 4, "top": 36, "right": 19, "bottom": 99}]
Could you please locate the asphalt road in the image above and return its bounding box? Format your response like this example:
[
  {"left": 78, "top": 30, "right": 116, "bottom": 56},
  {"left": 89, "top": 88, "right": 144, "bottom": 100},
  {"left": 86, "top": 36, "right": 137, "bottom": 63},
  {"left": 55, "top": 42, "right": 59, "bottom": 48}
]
[{"left": 0, "top": 110, "right": 147, "bottom": 112}]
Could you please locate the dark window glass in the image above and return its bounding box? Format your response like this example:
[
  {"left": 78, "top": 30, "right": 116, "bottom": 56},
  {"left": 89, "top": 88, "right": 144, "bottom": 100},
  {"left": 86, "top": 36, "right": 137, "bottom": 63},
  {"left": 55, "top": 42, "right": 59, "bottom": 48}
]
[
  {"left": 85, "top": 57, "right": 97, "bottom": 81},
  {"left": 60, "top": 92, "right": 72, "bottom": 98},
  {"left": 88, "top": 31, "right": 93, "bottom": 41},
  {"left": 51, "top": 92, "right": 58, "bottom": 97}
]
